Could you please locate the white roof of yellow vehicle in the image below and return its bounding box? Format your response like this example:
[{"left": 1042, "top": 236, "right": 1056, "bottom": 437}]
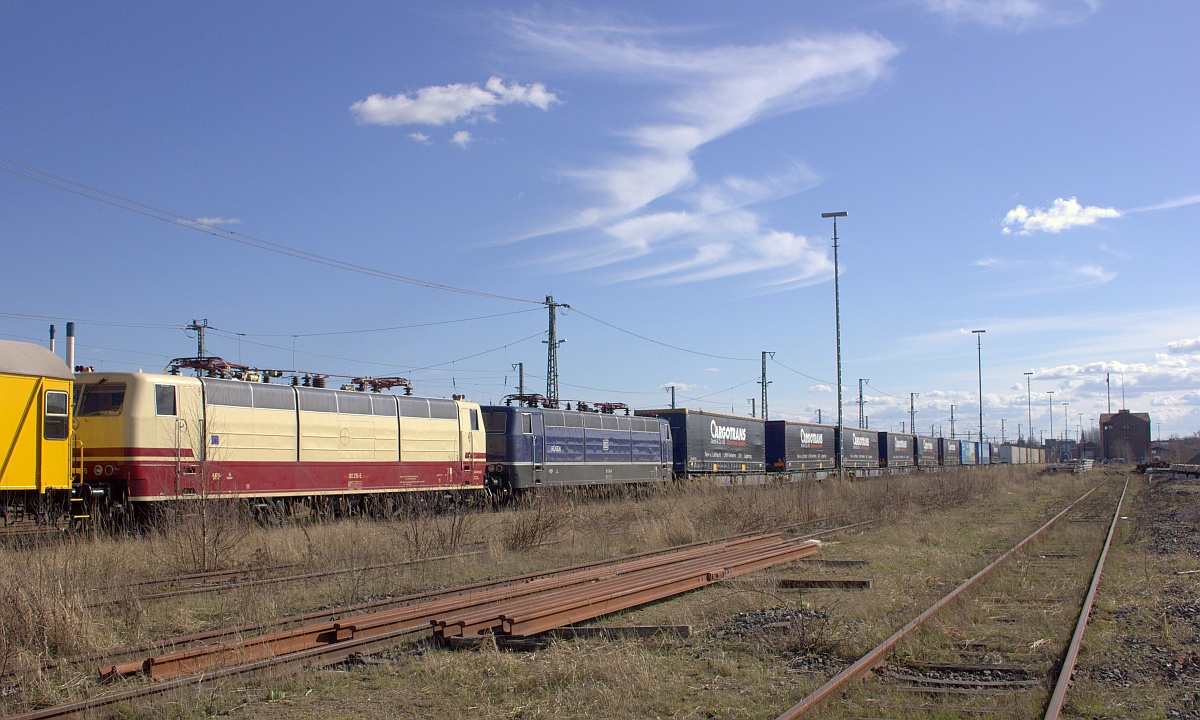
[{"left": 0, "top": 340, "right": 74, "bottom": 381}]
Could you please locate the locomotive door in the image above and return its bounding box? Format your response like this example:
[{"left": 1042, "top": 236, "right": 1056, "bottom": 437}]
[
  {"left": 155, "top": 381, "right": 203, "bottom": 495},
  {"left": 458, "top": 405, "right": 479, "bottom": 477},
  {"left": 530, "top": 413, "right": 543, "bottom": 472}
]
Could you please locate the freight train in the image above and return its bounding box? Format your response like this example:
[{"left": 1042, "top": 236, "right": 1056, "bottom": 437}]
[{"left": 0, "top": 338, "right": 1042, "bottom": 523}]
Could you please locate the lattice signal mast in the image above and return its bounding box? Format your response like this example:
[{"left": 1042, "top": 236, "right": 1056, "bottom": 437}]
[{"left": 543, "top": 296, "right": 570, "bottom": 408}]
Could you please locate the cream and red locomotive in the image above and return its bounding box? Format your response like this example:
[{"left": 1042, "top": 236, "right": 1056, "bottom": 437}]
[{"left": 73, "top": 362, "right": 484, "bottom": 518}]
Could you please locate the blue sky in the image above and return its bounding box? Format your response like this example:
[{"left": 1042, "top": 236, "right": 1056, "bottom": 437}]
[{"left": 2, "top": 1, "right": 1198, "bottom": 442}]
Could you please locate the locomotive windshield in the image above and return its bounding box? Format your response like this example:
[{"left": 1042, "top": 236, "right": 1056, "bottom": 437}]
[{"left": 74, "top": 382, "right": 127, "bottom": 416}]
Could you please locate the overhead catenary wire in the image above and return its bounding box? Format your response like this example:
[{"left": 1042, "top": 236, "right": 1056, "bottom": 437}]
[
  {"left": 0, "top": 311, "right": 181, "bottom": 330},
  {"left": 680, "top": 376, "right": 762, "bottom": 403},
  {"left": 203, "top": 327, "right": 546, "bottom": 377},
  {"left": 224, "top": 308, "right": 542, "bottom": 338},
  {"left": 569, "top": 306, "right": 757, "bottom": 362},
  {"left": 769, "top": 356, "right": 834, "bottom": 387},
  {"left": 0, "top": 156, "right": 541, "bottom": 305},
  {"left": 865, "top": 380, "right": 902, "bottom": 399}
]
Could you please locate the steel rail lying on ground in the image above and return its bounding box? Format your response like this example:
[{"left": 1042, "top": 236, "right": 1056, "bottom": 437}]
[
  {"left": 1043, "top": 474, "right": 1129, "bottom": 719},
  {"left": 775, "top": 482, "right": 1106, "bottom": 719},
  {"left": 83, "top": 522, "right": 858, "bottom": 681},
  {"left": 101, "top": 534, "right": 817, "bottom": 682}
]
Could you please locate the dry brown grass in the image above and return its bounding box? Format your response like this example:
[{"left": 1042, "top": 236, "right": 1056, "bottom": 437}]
[{"left": 0, "top": 466, "right": 1111, "bottom": 718}]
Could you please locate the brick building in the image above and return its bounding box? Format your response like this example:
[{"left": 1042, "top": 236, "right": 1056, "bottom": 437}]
[{"left": 1100, "top": 410, "right": 1151, "bottom": 462}]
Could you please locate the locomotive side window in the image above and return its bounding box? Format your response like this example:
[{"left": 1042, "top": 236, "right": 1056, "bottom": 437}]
[
  {"left": 75, "top": 382, "right": 126, "bottom": 416},
  {"left": 428, "top": 399, "right": 459, "bottom": 420},
  {"left": 44, "top": 390, "right": 69, "bottom": 440},
  {"left": 470, "top": 409, "right": 479, "bottom": 431},
  {"left": 155, "top": 384, "right": 177, "bottom": 416},
  {"left": 521, "top": 413, "right": 533, "bottom": 434},
  {"left": 483, "top": 411, "right": 506, "bottom": 433}
]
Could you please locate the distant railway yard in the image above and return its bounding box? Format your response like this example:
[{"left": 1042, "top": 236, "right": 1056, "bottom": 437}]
[{"left": 0, "top": 465, "right": 1195, "bottom": 719}]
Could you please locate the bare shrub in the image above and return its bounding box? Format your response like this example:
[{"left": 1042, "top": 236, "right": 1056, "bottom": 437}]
[
  {"left": 390, "top": 498, "right": 479, "bottom": 559},
  {"left": 695, "top": 486, "right": 788, "bottom": 536},
  {"left": 501, "top": 492, "right": 571, "bottom": 551},
  {"left": 151, "top": 498, "right": 252, "bottom": 573},
  {"left": 636, "top": 513, "right": 698, "bottom": 548}
]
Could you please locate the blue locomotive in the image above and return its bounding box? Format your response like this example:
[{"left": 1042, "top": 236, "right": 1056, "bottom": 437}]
[{"left": 481, "top": 400, "right": 671, "bottom": 499}]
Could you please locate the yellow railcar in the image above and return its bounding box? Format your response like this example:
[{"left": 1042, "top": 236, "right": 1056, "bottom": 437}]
[{"left": 0, "top": 340, "right": 75, "bottom": 519}]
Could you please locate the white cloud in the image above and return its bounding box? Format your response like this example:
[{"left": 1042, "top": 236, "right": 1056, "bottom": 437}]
[
  {"left": 350, "top": 77, "right": 558, "bottom": 126},
  {"left": 510, "top": 19, "right": 897, "bottom": 289},
  {"left": 1167, "top": 337, "right": 1200, "bottom": 356},
  {"left": 809, "top": 384, "right": 833, "bottom": 393},
  {"left": 193, "top": 217, "right": 240, "bottom": 225},
  {"left": 1001, "top": 197, "right": 1120, "bottom": 235},
  {"left": 921, "top": 0, "right": 1099, "bottom": 31},
  {"left": 662, "top": 381, "right": 699, "bottom": 392},
  {"left": 703, "top": 367, "right": 721, "bottom": 373},
  {"left": 1071, "top": 264, "right": 1116, "bottom": 284},
  {"left": 408, "top": 132, "right": 431, "bottom": 144},
  {"left": 450, "top": 131, "right": 474, "bottom": 149}
]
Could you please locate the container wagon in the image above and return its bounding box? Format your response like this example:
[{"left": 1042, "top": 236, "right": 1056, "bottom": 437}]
[
  {"left": 914, "top": 435, "right": 939, "bottom": 468},
  {"left": 636, "top": 409, "right": 765, "bottom": 478},
  {"left": 837, "top": 427, "right": 879, "bottom": 471},
  {"left": 878, "top": 432, "right": 915, "bottom": 469},
  {"left": 764, "top": 420, "right": 836, "bottom": 473},
  {"left": 939, "top": 438, "right": 961, "bottom": 467},
  {"left": 979, "top": 442, "right": 991, "bottom": 465},
  {"left": 959, "top": 441, "right": 978, "bottom": 466}
]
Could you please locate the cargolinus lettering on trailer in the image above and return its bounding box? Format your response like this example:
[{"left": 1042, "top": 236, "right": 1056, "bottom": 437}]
[
  {"left": 710, "top": 420, "right": 747, "bottom": 446},
  {"left": 800, "top": 429, "right": 824, "bottom": 446}
]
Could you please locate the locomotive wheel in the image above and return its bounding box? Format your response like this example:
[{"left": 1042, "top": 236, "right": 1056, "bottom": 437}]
[{"left": 486, "top": 477, "right": 515, "bottom": 506}]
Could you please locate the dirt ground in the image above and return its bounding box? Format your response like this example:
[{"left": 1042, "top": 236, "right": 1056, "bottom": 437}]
[{"left": 1073, "top": 474, "right": 1200, "bottom": 719}]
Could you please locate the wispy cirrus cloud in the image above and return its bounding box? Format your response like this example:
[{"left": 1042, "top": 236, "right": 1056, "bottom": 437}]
[
  {"left": 351, "top": 76, "right": 557, "bottom": 126},
  {"left": 1128, "top": 193, "right": 1200, "bottom": 213},
  {"left": 192, "top": 217, "right": 240, "bottom": 225},
  {"left": 921, "top": 0, "right": 1100, "bottom": 31},
  {"left": 1001, "top": 197, "right": 1120, "bottom": 235},
  {"left": 972, "top": 255, "right": 1115, "bottom": 293},
  {"left": 509, "top": 17, "right": 899, "bottom": 289}
]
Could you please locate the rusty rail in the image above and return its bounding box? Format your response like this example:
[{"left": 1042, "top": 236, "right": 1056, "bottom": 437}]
[
  {"left": 103, "top": 534, "right": 816, "bottom": 682},
  {"left": 1043, "top": 474, "right": 1128, "bottom": 719},
  {"left": 775, "top": 482, "right": 1106, "bottom": 719}
]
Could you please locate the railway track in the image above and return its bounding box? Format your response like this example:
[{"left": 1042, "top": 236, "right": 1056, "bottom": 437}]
[{"left": 775, "top": 474, "right": 1129, "bottom": 719}]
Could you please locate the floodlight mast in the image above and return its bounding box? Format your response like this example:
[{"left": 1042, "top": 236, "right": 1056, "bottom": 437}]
[
  {"left": 822, "top": 211, "right": 847, "bottom": 480},
  {"left": 972, "top": 330, "right": 985, "bottom": 444}
]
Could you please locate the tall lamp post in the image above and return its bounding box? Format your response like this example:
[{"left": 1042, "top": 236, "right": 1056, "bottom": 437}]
[
  {"left": 1047, "top": 391, "right": 1055, "bottom": 450},
  {"left": 1062, "top": 402, "right": 1070, "bottom": 443},
  {"left": 822, "top": 211, "right": 847, "bottom": 479},
  {"left": 972, "top": 330, "right": 985, "bottom": 443},
  {"left": 1024, "top": 371, "right": 1034, "bottom": 444}
]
